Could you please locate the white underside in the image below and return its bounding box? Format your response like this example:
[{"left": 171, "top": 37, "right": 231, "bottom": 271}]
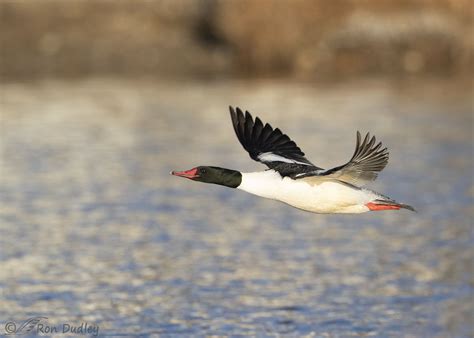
[{"left": 238, "top": 170, "right": 378, "bottom": 214}]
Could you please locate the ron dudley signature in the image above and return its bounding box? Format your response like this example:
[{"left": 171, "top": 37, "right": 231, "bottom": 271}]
[{"left": 4, "top": 317, "right": 99, "bottom": 336}]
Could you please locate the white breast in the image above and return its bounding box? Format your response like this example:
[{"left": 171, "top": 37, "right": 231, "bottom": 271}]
[{"left": 237, "top": 170, "right": 374, "bottom": 214}]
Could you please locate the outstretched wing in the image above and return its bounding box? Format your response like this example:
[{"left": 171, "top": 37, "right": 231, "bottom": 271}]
[
  {"left": 229, "top": 107, "right": 321, "bottom": 175},
  {"left": 313, "top": 131, "right": 389, "bottom": 186}
]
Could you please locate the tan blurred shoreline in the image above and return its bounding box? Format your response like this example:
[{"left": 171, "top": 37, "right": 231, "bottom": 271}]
[{"left": 1, "top": 0, "right": 472, "bottom": 82}]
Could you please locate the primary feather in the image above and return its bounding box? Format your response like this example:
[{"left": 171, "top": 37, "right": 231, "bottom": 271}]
[{"left": 314, "top": 131, "right": 389, "bottom": 186}]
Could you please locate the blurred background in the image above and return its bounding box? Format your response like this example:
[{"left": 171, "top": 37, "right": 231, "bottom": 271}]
[
  {"left": 1, "top": 1, "right": 473, "bottom": 336},
  {"left": 0, "top": 0, "right": 472, "bottom": 80}
]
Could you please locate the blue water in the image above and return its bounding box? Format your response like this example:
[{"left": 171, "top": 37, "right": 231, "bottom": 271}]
[{"left": 0, "top": 79, "right": 472, "bottom": 337}]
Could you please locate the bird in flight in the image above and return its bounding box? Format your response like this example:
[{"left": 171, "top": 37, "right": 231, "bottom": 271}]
[{"left": 172, "top": 107, "right": 415, "bottom": 214}]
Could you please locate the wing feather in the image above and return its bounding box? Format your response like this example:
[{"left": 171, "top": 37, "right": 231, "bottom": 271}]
[
  {"left": 316, "top": 131, "right": 389, "bottom": 186},
  {"left": 228, "top": 107, "right": 387, "bottom": 183},
  {"left": 229, "top": 106, "right": 320, "bottom": 175}
]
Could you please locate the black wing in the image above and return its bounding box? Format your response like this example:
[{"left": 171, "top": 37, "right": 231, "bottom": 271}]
[
  {"left": 310, "top": 131, "right": 389, "bottom": 186},
  {"left": 229, "top": 106, "right": 321, "bottom": 176}
]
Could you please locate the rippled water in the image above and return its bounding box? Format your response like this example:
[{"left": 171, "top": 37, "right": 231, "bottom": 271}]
[{"left": 1, "top": 79, "right": 472, "bottom": 336}]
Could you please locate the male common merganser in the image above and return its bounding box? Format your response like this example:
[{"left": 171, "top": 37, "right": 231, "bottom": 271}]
[{"left": 172, "top": 107, "right": 415, "bottom": 214}]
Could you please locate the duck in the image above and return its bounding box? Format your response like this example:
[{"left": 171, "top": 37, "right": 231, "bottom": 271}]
[{"left": 172, "top": 106, "right": 415, "bottom": 214}]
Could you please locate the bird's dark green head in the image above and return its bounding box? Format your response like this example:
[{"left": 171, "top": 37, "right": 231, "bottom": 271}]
[{"left": 171, "top": 166, "right": 242, "bottom": 188}]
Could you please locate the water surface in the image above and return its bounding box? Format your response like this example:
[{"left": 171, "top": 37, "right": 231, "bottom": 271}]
[{"left": 0, "top": 79, "right": 472, "bottom": 336}]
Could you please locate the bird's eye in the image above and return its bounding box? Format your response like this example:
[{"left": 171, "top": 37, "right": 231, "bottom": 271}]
[{"left": 200, "top": 168, "right": 206, "bottom": 174}]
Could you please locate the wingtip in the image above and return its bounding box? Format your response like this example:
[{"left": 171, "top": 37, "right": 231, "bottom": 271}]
[
  {"left": 244, "top": 110, "right": 253, "bottom": 121},
  {"left": 229, "top": 106, "right": 236, "bottom": 120}
]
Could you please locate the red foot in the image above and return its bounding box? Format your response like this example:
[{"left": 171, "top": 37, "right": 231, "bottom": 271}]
[{"left": 366, "top": 202, "right": 400, "bottom": 211}]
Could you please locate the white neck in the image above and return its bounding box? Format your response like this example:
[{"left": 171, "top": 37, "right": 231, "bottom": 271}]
[{"left": 237, "top": 171, "right": 283, "bottom": 199}]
